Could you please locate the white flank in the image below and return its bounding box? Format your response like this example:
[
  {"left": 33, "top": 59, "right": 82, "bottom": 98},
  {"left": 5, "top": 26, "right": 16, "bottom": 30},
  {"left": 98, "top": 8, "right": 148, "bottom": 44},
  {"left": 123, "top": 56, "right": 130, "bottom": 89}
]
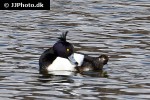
[
  {"left": 47, "top": 57, "right": 75, "bottom": 71},
  {"left": 48, "top": 71, "right": 75, "bottom": 76},
  {"left": 73, "top": 53, "right": 84, "bottom": 66},
  {"left": 47, "top": 53, "right": 84, "bottom": 72}
]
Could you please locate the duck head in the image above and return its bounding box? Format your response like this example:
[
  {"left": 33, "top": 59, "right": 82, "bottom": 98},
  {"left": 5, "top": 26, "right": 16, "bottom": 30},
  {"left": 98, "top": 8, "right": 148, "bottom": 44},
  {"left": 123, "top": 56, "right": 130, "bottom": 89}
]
[
  {"left": 99, "top": 54, "right": 109, "bottom": 65},
  {"left": 53, "top": 31, "right": 78, "bottom": 65},
  {"left": 93, "top": 54, "right": 109, "bottom": 70}
]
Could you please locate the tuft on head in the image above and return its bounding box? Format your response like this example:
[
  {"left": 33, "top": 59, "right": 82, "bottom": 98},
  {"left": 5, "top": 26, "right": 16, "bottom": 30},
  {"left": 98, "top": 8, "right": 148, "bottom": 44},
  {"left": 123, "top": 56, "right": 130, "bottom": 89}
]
[{"left": 58, "top": 31, "right": 68, "bottom": 42}]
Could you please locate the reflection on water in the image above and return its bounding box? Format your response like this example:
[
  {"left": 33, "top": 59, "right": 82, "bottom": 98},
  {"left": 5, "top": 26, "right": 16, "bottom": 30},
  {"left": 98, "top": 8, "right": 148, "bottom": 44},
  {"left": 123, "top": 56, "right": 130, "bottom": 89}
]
[{"left": 0, "top": 0, "right": 150, "bottom": 99}]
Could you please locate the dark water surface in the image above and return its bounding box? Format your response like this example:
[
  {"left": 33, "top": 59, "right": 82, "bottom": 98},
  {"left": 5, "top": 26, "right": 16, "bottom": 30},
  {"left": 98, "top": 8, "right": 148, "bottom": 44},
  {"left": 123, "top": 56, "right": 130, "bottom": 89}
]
[{"left": 0, "top": 0, "right": 150, "bottom": 100}]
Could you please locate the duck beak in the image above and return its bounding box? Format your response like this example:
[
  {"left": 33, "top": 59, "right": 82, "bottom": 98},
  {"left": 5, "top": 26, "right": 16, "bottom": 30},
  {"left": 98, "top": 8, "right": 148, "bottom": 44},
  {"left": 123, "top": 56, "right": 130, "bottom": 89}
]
[{"left": 68, "top": 54, "right": 78, "bottom": 66}]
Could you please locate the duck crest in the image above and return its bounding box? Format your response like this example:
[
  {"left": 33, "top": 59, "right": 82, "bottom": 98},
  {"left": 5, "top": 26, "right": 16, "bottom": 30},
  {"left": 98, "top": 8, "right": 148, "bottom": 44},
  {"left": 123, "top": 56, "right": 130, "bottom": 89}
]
[{"left": 58, "top": 31, "right": 68, "bottom": 42}]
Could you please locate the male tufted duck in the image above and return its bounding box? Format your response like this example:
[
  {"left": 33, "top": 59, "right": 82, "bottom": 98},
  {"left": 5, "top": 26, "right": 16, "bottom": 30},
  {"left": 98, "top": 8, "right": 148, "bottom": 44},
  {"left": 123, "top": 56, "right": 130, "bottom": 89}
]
[{"left": 39, "top": 31, "right": 78, "bottom": 74}]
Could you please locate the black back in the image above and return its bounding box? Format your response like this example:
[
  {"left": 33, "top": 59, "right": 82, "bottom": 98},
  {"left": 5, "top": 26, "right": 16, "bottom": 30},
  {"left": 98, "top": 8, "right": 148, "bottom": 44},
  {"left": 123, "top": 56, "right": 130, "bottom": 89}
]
[{"left": 39, "top": 48, "right": 56, "bottom": 73}]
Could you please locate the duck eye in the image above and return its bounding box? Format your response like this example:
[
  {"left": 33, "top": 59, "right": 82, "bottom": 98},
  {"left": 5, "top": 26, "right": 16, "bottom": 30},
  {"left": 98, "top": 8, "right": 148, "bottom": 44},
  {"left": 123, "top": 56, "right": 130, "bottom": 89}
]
[{"left": 66, "top": 48, "right": 69, "bottom": 52}]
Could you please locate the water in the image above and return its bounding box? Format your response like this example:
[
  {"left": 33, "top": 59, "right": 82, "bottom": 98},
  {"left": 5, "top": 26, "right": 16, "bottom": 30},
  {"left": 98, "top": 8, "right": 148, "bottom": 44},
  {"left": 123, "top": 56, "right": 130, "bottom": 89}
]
[{"left": 0, "top": 0, "right": 150, "bottom": 99}]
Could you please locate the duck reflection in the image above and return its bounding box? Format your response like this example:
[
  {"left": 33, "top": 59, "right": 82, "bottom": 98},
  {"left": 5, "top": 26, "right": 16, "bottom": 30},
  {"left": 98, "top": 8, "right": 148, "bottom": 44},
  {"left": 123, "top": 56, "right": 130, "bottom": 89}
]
[{"left": 38, "top": 69, "right": 109, "bottom": 83}]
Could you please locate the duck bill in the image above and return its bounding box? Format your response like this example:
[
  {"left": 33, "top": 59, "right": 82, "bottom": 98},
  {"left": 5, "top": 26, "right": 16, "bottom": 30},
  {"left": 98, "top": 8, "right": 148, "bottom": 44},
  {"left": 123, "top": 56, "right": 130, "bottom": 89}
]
[{"left": 68, "top": 54, "right": 78, "bottom": 66}]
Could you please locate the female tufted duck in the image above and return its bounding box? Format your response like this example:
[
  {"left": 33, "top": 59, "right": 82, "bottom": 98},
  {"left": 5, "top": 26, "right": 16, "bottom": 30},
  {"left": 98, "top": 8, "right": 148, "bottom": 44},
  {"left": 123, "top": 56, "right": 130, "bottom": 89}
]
[{"left": 75, "top": 54, "right": 109, "bottom": 74}]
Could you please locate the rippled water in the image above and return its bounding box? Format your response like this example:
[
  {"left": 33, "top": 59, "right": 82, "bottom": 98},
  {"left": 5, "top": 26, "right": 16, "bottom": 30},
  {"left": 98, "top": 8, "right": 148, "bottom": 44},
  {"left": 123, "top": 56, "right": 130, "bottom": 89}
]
[{"left": 0, "top": 0, "right": 150, "bottom": 99}]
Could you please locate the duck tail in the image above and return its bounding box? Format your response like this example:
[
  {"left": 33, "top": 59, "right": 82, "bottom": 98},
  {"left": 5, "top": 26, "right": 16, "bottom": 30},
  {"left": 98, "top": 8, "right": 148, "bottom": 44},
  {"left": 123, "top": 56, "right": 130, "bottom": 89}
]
[{"left": 58, "top": 31, "right": 68, "bottom": 41}]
